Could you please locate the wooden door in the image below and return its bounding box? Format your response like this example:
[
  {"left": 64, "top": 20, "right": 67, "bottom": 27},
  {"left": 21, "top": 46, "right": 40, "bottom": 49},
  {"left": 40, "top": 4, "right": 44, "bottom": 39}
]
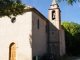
[{"left": 10, "top": 43, "right": 16, "bottom": 60}]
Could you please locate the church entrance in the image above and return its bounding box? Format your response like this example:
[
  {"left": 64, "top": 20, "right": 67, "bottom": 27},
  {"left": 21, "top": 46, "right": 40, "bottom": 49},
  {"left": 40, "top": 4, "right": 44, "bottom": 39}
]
[{"left": 9, "top": 43, "right": 16, "bottom": 60}]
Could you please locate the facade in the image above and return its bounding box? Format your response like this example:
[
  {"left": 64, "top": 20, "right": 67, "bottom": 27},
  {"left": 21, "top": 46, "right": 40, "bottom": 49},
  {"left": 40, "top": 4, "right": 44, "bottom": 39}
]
[{"left": 0, "top": 0, "right": 65, "bottom": 60}]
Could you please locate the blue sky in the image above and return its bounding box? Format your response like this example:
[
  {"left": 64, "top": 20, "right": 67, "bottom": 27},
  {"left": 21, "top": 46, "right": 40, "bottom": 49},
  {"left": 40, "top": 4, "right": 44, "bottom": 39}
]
[{"left": 22, "top": 0, "right": 80, "bottom": 24}]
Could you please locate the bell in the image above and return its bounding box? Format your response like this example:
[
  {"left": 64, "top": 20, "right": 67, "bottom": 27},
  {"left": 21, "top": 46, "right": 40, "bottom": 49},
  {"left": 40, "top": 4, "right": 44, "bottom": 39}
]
[{"left": 52, "top": 15, "right": 55, "bottom": 19}]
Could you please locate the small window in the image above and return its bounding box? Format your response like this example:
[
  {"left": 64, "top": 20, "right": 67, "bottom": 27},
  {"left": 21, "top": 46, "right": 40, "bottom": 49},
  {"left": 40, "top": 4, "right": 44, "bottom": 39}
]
[
  {"left": 52, "top": 32, "right": 54, "bottom": 35},
  {"left": 52, "top": 11, "right": 55, "bottom": 20},
  {"left": 11, "top": 17, "right": 16, "bottom": 23},
  {"left": 37, "top": 19, "right": 39, "bottom": 29}
]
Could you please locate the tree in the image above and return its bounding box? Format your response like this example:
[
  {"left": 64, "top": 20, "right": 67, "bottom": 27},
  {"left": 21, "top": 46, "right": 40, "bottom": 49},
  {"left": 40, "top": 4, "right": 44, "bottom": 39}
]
[
  {"left": 0, "top": 0, "right": 25, "bottom": 18},
  {"left": 57, "top": 0, "right": 80, "bottom": 5},
  {"left": 62, "top": 21, "right": 80, "bottom": 56}
]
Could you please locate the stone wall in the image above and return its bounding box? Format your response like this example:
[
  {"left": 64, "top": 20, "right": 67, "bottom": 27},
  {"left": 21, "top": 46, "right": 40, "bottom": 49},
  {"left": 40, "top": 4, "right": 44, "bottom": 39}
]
[{"left": 32, "top": 11, "right": 47, "bottom": 56}]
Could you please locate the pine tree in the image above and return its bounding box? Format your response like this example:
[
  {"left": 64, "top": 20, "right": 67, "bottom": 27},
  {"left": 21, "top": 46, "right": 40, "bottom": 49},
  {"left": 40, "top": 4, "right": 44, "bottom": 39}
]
[
  {"left": 0, "top": 0, "right": 25, "bottom": 18},
  {"left": 57, "top": 0, "right": 80, "bottom": 5}
]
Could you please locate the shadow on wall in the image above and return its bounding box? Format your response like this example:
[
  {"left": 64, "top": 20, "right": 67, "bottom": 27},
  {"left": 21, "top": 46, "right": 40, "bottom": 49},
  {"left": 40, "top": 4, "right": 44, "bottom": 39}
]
[
  {"left": 30, "top": 19, "right": 61, "bottom": 58},
  {"left": 47, "top": 20, "right": 60, "bottom": 57}
]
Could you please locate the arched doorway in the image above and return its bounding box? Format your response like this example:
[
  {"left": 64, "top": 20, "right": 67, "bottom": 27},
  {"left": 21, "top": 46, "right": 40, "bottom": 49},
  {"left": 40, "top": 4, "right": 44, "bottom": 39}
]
[{"left": 9, "top": 43, "right": 16, "bottom": 60}]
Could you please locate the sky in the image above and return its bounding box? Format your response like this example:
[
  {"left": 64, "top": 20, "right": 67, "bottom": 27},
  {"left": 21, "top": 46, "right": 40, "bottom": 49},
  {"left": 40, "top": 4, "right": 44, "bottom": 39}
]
[{"left": 22, "top": 0, "right": 80, "bottom": 24}]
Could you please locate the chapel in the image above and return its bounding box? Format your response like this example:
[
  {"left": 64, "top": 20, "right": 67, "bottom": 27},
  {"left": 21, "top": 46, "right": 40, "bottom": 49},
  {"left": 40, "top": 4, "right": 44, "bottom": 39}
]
[{"left": 0, "top": 0, "right": 65, "bottom": 60}]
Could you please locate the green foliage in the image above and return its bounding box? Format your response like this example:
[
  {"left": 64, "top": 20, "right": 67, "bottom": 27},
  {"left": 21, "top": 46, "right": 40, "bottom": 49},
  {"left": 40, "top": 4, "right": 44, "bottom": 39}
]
[
  {"left": 62, "top": 22, "right": 80, "bottom": 36},
  {"left": 0, "top": 0, "right": 26, "bottom": 18},
  {"left": 62, "top": 21, "right": 80, "bottom": 56},
  {"left": 57, "top": 0, "right": 80, "bottom": 5}
]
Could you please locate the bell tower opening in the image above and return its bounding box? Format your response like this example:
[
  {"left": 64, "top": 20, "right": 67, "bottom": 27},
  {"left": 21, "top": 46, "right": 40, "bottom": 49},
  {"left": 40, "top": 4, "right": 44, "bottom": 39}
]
[{"left": 52, "top": 11, "right": 56, "bottom": 20}]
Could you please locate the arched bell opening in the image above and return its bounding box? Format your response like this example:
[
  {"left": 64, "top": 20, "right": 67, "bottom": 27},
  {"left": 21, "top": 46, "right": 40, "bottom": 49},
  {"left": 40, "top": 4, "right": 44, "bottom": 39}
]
[{"left": 52, "top": 11, "right": 56, "bottom": 20}]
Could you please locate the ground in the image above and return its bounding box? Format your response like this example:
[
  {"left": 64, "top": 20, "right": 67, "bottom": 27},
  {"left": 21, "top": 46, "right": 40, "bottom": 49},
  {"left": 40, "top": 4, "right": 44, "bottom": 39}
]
[{"left": 66, "top": 57, "right": 80, "bottom": 60}]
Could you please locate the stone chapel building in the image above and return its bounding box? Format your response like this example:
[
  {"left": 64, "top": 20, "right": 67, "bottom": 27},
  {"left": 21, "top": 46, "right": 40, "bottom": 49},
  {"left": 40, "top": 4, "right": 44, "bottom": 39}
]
[{"left": 0, "top": 0, "right": 65, "bottom": 60}]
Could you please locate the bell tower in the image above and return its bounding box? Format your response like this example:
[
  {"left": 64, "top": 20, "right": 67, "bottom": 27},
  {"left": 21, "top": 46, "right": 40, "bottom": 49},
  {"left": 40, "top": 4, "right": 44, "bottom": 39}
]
[
  {"left": 48, "top": 0, "right": 61, "bottom": 57},
  {"left": 48, "top": 0, "right": 61, "bottom": 27}
]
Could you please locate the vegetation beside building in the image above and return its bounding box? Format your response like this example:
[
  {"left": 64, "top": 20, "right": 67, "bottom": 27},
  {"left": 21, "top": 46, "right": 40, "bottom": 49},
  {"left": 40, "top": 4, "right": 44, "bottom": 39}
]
[{"left": 62, "top": 21, "right": 80, "bottom": 56}]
